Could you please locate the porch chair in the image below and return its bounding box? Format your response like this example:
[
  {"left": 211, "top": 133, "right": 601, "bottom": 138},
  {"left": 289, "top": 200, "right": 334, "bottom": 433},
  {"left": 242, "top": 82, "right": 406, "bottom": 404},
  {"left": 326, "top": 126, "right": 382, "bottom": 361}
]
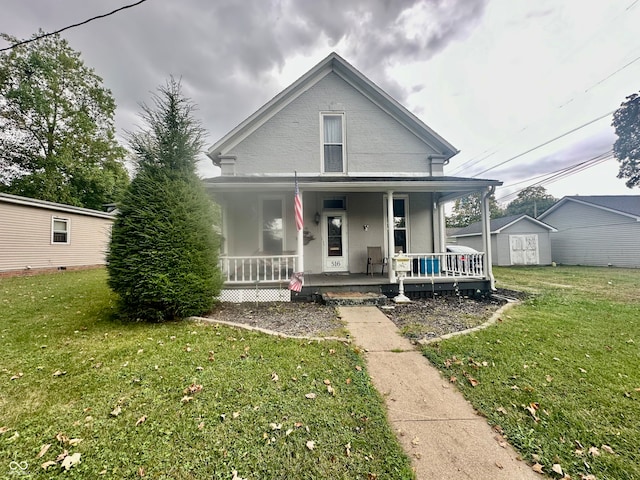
[{"left": 366, "top": 246, "right": 386, "bottom": 275}]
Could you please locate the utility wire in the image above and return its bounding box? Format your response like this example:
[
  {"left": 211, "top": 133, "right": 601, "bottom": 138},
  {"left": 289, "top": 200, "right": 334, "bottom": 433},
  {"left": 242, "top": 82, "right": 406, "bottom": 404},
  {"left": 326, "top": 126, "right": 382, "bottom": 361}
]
[
  {"left": 0, "top": 0, "right": 149, "bottom": 52},
  {"left": 470, "top": 110, "right": 615, "bottom": 178},
  {"left": 496, "top": 150, "right": 613, "bottom": 203}
]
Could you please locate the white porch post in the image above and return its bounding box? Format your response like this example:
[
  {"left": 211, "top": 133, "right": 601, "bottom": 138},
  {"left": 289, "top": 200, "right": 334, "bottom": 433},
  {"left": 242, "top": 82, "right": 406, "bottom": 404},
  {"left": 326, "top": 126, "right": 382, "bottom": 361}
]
[
  {"left": 481, "top": 187, "right": 495, "bottom": 289},
  {"left": 432, "top": 196, "right": 446, "bottom": 253},
  {"left": 387, "top": 190, "right": 395, "bottom": 283},
  {"left": 297, "top": 189, "right": 304, "bottom": 274}
]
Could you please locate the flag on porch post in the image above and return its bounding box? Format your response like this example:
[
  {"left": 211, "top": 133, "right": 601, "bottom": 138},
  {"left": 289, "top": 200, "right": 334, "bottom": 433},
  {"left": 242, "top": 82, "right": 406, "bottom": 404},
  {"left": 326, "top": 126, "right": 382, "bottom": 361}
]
[
  {"left": 289, "top": 172, "right": 304, "bottom": 292},
  {"left": 294, "top": 172, "right": 303, "bottom": 232}
]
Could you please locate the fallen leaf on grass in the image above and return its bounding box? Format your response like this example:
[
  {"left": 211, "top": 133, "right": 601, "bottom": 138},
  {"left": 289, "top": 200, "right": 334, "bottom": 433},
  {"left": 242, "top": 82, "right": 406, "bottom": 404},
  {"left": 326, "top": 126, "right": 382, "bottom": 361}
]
[
  {"left": 581, "top": 475, "right": 597, "bottom": 480},
  {"left": 41, "top": 461, "right": 57, "bottom": 470},
  {"left": 138, "top": 466, "right": 145, "bottom": 476},
  {"left": 198, "top": 421, "right": 204, "bottom": 430},
  {"left": 345, "top": 442, "right": 351, "bottom": 457},
  {"left": 110, "top": 406, "right": 122, "bottom": 417},
  {"left": 0, "top": 426, "right": 8, "bottom": 434},
  {"left": 305, "top": 393, "right": 316, "bottom": 399},
  {"left": 346, "top": 378, "right": 352, "bottom": 385},
  {"left": 532, "top": 463, "right": 544, "bottom": 474},
  {"left": 55, "top": 432, "right": 69, "bottom": 444},
  {"left": 468, "top": 377, "right": 479, "bottom": 387},
  {"left": 552, "top": 464, "right": 563, "bottom": 475},
  {"left": 545, "top": 375, "right": 553, "bottom": 383},
  {"left": 578, "top": 368, "right": 587, "bottom": 374},
  {"left": 10, "top": 373, "right": 23, "bottom": 380},
  {"left": 306, "top": 440, "right": 315, "bottom": 450},
  {"left": 355, "top": 365, "right": 362, "bottom": 371},
  {"left": 52, "top": 370, "right": 66, "bottom": 377},
  {"left": 36, "top": 443, "right": 51, "bottom": 458},
  {"left": 231, "top": 470, "right": 248, "bottom": 480},
  {"left": 136, "top": 415, "right": 147, "bottom": 426},
  {"left": 449, "top": 376, "right": 457, "bottom": 383},
  {"left": 61, "top": 452, "right": 81, "bottom": 471},
  {"left": 181, "top": 396, "right": 194, "bottom": 403},
  {"left": 327, "top": 385, "right": 336, "bottom": 396},
  {"left": 68, "top": 438, "right": 82, "bottom": 446},
  {"left": 271, "top": 372, "right": 279, "bottom": 382},
  {"left": 55, "top": 450, "right": 69, "bottom": 462},
  {"left": 496, "top": 406, "right": 508, "bottom": 415},
  {"left": 588, "top": 446, "right": 600, "bottom": 456},
  {"left": 183, "top": 383, "right": 203, "bottom": 394},
  {"left": 601, "top": 444, "right": 615, "bottom": 454}
]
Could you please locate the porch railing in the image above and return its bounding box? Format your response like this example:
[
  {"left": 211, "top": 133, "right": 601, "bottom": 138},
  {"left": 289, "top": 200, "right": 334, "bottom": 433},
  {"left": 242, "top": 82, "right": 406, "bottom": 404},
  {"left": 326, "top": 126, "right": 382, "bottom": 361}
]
[
  {"left": 403, "top": 252, "right": 485, "bottom": 280},
  {"left": 219, "top": 255, "right": 298, "bottom": 284}
]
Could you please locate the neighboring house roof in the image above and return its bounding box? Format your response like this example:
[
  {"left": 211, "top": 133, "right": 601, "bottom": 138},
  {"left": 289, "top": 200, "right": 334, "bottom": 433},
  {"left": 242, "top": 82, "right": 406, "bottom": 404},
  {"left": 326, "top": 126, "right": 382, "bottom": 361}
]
[
  {"left": 539, "top": 195, "right": 640, "bottom": 221},
  {"left": 207, "top": 52, "right": 459, "bottom": 165},
  {"left": 0, "top": 193, "right": 115, "bottom": 220},
  {"left": 450, "top": 214, "right": 557, "bottom": 238}
]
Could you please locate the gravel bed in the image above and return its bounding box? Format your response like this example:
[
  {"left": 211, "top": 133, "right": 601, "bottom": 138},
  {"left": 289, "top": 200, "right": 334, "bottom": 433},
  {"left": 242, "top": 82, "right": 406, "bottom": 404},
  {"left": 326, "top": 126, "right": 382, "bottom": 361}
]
[{"left": 206, "top": 291, "right": 519, "bottom": 341}]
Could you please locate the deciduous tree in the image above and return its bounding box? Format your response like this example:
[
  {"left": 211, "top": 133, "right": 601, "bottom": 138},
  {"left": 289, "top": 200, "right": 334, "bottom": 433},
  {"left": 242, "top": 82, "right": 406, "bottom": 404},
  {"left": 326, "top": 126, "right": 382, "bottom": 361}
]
[
  {"left": 446, "top": 192, "right": 503, "bottom": 228},
  {"left": 0, "top": 32, "right": 128, "bottom": 209},
  {"left": 505, "top": 186, "right": 556, "bottom": 218},
  {"left": 612, "top": 92, "right": 640, "bottom": 188}
]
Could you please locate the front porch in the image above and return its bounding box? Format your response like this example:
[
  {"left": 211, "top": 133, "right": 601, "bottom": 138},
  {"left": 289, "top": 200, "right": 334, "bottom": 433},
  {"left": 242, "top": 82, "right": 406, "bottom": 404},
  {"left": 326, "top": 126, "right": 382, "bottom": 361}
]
[{"left": 217, "top": 251, "right": 489, "bottom": 303}]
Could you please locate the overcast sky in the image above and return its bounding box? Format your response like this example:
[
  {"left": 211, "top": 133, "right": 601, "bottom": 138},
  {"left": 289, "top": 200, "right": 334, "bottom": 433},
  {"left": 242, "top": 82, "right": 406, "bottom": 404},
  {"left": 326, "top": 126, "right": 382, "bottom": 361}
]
[{"left": 2, "top": 0, "right": 639, "bottom": 204}]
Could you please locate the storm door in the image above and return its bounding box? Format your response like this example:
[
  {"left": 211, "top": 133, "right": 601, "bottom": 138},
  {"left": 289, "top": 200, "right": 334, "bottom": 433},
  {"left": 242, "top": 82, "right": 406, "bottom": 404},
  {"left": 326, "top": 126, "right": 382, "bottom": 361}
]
[{"left": 322, "top": 212, "right": 349, "bottom": 272}]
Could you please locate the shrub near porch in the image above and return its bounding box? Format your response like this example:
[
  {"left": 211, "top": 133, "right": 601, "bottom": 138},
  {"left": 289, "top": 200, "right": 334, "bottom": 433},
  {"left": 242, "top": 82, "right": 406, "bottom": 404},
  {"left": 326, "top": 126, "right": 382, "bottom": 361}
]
[
  {"left": 0, "top": 269, "right": 414, "bottom": 479},
  {"left": 423, "top": 266, "right": 640, "bottom": 480}
]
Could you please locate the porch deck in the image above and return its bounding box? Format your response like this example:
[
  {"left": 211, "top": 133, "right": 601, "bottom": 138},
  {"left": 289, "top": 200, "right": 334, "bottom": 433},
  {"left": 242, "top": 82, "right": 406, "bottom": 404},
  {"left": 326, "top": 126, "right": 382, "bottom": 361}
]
[{"left": 217, "top": 252, "right": 489, "bottom": 302}]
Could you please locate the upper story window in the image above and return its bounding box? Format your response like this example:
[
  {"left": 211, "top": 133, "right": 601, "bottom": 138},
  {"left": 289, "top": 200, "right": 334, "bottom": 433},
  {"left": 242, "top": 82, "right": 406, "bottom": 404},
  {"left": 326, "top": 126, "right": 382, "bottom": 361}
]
[
  {"left": 52, "top": 217, "right": 70, "bottom": 244},
  {"left": 321, "top": 113, "right": 345, "bottom": 173}
]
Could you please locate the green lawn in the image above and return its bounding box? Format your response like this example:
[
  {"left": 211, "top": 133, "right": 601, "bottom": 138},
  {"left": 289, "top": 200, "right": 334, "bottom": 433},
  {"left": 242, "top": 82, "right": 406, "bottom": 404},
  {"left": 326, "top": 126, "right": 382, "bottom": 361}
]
[
  {"left": 0, "top": 270, "right": 414, "bottom": 479},
  {"left": 423, "top": 266, "right": 640, "bottom": 480}
]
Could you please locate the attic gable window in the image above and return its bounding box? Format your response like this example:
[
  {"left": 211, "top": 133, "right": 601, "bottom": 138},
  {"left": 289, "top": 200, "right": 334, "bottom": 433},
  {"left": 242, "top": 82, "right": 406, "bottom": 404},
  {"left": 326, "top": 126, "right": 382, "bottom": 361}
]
[
  {"left": 52, "top": 217, "right": 69, "bottom": 244},
  {"left": 322, "top": 113, "right": 345, "bottom": 173}
]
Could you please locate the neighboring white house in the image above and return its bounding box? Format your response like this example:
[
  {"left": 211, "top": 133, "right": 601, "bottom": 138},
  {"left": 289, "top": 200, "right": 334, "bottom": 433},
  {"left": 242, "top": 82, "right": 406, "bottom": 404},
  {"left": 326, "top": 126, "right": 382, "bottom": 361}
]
[
  {"left": 204, "top": 52, "right": 502, "bottom": 301},
  {"left": 0, "top": 193, "right": 114, "bottom": 276},
  {"left": 539, "top": 195, "right": 640, "bottom": 268},
  {"left": 450, "top": 214, "right": 556, "bottom": 266}
]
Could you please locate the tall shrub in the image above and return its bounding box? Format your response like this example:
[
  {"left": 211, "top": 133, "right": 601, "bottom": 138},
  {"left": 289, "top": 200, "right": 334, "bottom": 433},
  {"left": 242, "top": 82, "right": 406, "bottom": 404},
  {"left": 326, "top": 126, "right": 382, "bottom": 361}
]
[{"left": 107, "top": 79, "right": 222, "bottom": 321}]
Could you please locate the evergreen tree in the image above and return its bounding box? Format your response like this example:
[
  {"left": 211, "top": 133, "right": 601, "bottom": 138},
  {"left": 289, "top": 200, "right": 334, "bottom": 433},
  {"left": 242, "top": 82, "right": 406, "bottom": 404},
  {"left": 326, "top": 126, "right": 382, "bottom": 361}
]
[{"left": 107, "top": 78, "right": 222, "bottom": 321}]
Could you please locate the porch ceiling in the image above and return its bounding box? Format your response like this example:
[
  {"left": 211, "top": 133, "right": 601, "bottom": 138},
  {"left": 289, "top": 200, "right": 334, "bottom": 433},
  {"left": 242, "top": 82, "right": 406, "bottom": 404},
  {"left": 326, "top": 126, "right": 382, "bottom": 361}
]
[{"left": 204, "top": 175, "right": 502, "bottom": 195}]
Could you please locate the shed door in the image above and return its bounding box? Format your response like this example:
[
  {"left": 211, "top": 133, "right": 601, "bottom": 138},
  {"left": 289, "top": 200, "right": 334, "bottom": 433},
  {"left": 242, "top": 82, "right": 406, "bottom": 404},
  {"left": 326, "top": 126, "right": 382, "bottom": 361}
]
[{"left": 509, "top": 234, "right": 539, "bottom": 265}]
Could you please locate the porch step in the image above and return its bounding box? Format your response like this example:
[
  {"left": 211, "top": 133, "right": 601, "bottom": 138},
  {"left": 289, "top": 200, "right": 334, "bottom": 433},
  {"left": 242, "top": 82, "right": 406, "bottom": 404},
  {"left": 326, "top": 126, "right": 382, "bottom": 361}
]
[{"left": 322, "top": 291, "right": 388, "bottom": 306}]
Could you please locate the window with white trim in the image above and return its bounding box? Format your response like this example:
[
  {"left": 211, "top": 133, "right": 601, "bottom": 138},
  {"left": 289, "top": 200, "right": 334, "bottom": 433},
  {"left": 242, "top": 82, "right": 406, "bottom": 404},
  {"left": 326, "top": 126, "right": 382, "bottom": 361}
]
[
  {"left": 260, "top": 197, "right": 284, "bottom": 254},
  {"left": 52, "top": 217, "right": 70, "bottom": 244},
  {"left": 321, "top": 113, "right": 345, "bottom": 173}
]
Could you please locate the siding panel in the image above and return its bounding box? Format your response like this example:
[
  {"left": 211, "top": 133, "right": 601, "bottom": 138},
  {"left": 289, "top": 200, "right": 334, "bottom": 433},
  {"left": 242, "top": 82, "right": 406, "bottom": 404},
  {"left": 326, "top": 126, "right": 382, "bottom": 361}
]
[
  {"left": 0, "top": 202, "right": 113, "bottom": 273},
  {"left": 543, "top": 201, "right": 640, "bottom": 268}
]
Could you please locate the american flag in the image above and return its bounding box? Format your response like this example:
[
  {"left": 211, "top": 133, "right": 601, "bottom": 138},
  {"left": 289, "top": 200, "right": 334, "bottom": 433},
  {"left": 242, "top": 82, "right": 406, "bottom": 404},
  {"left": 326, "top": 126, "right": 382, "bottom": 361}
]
[
  {"left": 294, "top": 173, "right": 303, "bottom": 232},
  {"left": 288, "top": 271, "right": 304, "bottom": 292}
]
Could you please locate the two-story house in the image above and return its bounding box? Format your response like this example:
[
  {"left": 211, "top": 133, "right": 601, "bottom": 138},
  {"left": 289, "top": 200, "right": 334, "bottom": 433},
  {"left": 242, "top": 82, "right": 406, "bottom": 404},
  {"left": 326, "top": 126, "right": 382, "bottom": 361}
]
[{"left": 205, "top": 53, "right": 501, "bottom": 302}]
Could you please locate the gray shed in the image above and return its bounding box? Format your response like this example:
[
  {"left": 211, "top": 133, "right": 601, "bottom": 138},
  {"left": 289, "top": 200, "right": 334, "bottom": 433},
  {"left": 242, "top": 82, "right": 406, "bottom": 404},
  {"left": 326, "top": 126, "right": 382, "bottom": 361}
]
[
  {"left": 450, "top": 214, "right": 556, "bottom": 266},
  {"left": 538, "top": 195, "right": 640, "bottom": 268}
]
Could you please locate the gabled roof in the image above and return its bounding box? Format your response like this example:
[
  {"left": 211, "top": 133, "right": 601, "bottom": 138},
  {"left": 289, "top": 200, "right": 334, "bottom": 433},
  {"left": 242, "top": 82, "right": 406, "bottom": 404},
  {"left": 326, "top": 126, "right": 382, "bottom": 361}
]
[
  {"left": 0, "top": 192, "right": 115, "bottom": 219},
  {"left": 450, "top": 214, "right": 557, "bottom": 237},
  {"left": 207, "top": 52, "right": 459, "bottom": 165},
  {"left": 539, "top": 195, "right": 640, "bottom": 221}
]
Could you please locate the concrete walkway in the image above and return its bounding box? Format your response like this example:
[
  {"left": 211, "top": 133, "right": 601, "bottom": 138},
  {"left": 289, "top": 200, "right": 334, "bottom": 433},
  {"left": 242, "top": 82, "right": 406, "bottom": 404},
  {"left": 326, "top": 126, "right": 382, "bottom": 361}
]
[{"left": 339, "top": 306, "right": 539, "bottom": 480}]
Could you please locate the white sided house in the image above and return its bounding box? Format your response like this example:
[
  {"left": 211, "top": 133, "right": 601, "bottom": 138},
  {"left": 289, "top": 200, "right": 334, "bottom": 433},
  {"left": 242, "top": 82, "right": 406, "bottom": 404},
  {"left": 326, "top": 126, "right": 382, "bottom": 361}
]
[
  {"left": 450, "top": 214, "right": 557, "bottom": 266},
  {"left": 205, "top": 53, "right": 502, "bottom": 302},
  {"left": 0, "top": 193, "right": 114, "bottom": 276},
  {"left": 539, "top": 195, "right": 640, "bottom": 268}
]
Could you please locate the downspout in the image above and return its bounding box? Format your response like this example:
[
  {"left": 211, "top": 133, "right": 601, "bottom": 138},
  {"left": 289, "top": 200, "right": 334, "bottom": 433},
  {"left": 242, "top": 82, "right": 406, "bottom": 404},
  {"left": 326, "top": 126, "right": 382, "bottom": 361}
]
[{"left": 481, "top": 186, "right": 495, "bottom": 290}]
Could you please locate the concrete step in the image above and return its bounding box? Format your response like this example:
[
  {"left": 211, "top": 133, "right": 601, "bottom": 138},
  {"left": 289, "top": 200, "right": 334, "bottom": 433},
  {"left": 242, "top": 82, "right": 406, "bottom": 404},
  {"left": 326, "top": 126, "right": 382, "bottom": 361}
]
[{"left": 322, "top": 291, "right": 388, "bottom": 306}]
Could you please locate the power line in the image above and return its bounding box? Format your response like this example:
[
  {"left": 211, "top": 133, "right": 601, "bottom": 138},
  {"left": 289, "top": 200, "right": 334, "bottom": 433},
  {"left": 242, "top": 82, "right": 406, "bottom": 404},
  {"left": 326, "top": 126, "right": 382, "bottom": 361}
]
[
  {"left": 496, "top": 150, "right": 614, "bottom": 203},
  {"left": 0, "top": 0, "right": 150, "bottom": 52},
  {"left": 471, "top": 110, "right": 615, "bottom": 178}
]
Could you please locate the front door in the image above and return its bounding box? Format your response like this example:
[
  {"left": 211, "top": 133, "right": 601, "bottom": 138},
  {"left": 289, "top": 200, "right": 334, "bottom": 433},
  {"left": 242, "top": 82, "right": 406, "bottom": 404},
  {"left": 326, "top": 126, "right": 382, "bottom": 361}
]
[{"left": 322, "top": 212, "right": 349, "bottom": 272}]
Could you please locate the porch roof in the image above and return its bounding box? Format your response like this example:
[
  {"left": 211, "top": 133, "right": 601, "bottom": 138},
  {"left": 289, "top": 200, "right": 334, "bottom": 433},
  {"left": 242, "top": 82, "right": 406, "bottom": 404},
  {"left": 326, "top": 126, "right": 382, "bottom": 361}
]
[{"left": 204, "top": 175, "right": 502, "bottom": 196}]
